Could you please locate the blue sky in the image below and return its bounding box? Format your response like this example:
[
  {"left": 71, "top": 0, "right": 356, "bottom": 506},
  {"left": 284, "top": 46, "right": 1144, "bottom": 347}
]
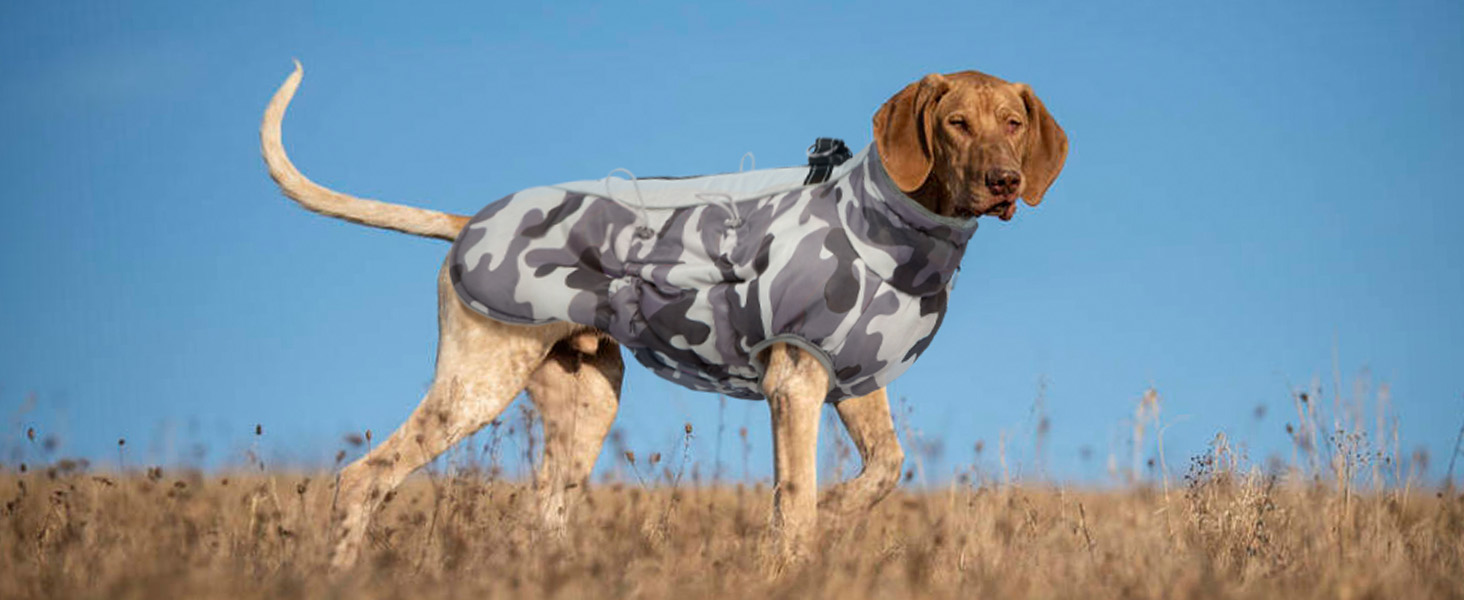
[{"left": 1, "top": 0, "right": 1461, "bottom": 484}]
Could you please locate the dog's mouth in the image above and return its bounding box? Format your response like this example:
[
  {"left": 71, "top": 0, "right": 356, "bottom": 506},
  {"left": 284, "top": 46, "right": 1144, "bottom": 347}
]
[
  {"left": 953, "top": 190, "right": 1018, "bottom": 221},
  {"left": 963, "top": 196, "right": 1015, "bottom": 221},
  {"left": 984, "top": 200, "right": 1016, "bottom": 221}
]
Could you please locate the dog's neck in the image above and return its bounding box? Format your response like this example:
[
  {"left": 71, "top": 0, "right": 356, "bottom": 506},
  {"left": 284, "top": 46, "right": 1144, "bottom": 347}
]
[
  {"left": 862, "top": 145, "right": 979, "bottom": 242},
  {"left": 869, "top": 151, "right": 965, "bottom": 220},
  {"left": 906, "top": 174, "right": 957, "bottom": 218}
]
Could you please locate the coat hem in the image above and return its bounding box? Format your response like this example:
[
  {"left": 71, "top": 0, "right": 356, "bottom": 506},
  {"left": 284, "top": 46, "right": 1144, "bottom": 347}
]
[{"left": 747, "top": 334, "right": 840, "bottom": 402}]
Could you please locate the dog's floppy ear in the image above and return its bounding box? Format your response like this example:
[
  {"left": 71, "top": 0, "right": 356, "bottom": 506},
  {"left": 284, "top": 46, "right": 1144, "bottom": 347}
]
[
  {"left": 873, "top": 74, "right": 951, "bottom": 193},
  {"left": 1015, "top": 83, "right": 1068, "bottom": 207}
]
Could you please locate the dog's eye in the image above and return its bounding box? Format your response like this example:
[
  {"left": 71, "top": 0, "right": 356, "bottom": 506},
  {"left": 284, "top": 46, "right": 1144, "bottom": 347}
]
[
  {"left": 947, "top": 116, "right": 969, "bottom": 131},
  {"left": 1006, "top": 118, "right": 1023, "bottom": 134}
]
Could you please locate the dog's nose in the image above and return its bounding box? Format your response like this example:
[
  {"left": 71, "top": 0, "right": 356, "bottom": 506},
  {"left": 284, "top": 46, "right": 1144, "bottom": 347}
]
[{"left": 985, "top": 169, "right": 1021, "bottom": 197}]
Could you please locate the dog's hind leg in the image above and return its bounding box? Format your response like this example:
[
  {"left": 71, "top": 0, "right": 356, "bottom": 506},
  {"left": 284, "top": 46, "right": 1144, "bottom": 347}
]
[
  {"left": 327, "top": 263, "right": 578, "bottom": 571},
  {"left": 525, "top": 336, "right": 622, "bottom": 533},
  {"left": 819, "top": 388, "right": 904, "bottom": 515}
]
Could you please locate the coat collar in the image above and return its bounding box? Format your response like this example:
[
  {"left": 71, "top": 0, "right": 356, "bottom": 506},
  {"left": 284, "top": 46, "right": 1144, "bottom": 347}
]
[{"left": 857, "top": 145, "right": 979, "bottom": 247}]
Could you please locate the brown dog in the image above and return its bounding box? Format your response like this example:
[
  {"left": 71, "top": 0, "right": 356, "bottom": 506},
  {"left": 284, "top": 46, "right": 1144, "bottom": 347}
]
[{"left": 260, "top": 63, "right": 1066, "bottom": 569}]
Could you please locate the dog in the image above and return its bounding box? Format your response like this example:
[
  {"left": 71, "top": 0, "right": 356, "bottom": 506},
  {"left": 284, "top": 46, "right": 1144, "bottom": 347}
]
[{"left": 259, "top": 62, "right": 1066, "bottom": 569}]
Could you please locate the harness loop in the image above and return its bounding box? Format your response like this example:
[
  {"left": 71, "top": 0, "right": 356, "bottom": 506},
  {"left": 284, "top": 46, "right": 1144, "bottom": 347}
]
[{"left": 738, "top": 152, "right": 756, "bottom": 172}]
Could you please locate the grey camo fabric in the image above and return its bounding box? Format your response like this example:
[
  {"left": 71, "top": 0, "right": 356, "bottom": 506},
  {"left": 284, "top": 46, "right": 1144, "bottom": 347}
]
[{"left": 448, "top": 145, "right": 978, "bottom": 402}]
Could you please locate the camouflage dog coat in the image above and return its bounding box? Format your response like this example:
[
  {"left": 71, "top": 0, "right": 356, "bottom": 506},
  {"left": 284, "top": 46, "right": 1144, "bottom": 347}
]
[{"left": 448, "top": 144, "right": 978, "bottom": 402}]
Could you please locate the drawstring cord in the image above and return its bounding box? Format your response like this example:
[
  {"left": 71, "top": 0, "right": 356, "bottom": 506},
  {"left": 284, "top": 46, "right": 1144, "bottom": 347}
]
[
  {"left": 718, "top": 152, "right": 753, "bottom": 224},
  {"left": 695, "top": 192, "right": 742, "bottom": 227},
  {"left": 605, "top": 151, "right": 754, "bottom": 234},
  {"left": 604, "top": 168, "right": 656, "bottom": 239}
]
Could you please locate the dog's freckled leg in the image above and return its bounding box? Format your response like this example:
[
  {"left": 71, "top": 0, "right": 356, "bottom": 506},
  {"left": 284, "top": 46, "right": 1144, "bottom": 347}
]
[
  {"left": 761, "top": 343, "right": 828, "bottom": 564},
  {"left": 327, "top": 262, "right": 577, "bottom": 572},
  {"left": 330, "top": 381, "right": 479, "bottom": 571},
  {"left": 527, "top": 342, "right": 622, "bottom": 536}
]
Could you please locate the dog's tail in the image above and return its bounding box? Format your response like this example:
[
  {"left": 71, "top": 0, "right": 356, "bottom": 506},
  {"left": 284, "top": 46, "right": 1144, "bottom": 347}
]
[{"left": 260, "top": 61, "right": 470, "bottom": 242}]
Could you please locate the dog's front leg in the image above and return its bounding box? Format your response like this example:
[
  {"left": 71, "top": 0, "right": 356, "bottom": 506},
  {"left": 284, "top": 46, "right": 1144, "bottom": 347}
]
[
  {"left": 820, "top": 388, "right": 904, "bottom": 515},
  {"left": 761, "top": 343, "right": 829, "bottom": 560}
]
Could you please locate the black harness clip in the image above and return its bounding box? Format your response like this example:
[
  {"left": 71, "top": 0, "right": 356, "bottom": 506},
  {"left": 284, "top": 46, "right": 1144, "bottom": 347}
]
[{"left": 804, "top": 138, "right": 852, "bottom": 185}]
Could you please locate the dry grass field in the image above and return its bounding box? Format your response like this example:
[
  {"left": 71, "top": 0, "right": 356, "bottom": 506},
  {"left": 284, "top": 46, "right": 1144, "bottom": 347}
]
[
  {"left": 3, "top": 444, "right": 1461, "bottom": 599},
  {"left": 4, "top": 385, "right": 1460, "bottom": 598}
]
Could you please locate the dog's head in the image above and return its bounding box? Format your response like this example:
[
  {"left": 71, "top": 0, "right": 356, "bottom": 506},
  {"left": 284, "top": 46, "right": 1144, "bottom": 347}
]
[{"left": 873, "top": 71, "right": 1068, "bottom": 221}]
